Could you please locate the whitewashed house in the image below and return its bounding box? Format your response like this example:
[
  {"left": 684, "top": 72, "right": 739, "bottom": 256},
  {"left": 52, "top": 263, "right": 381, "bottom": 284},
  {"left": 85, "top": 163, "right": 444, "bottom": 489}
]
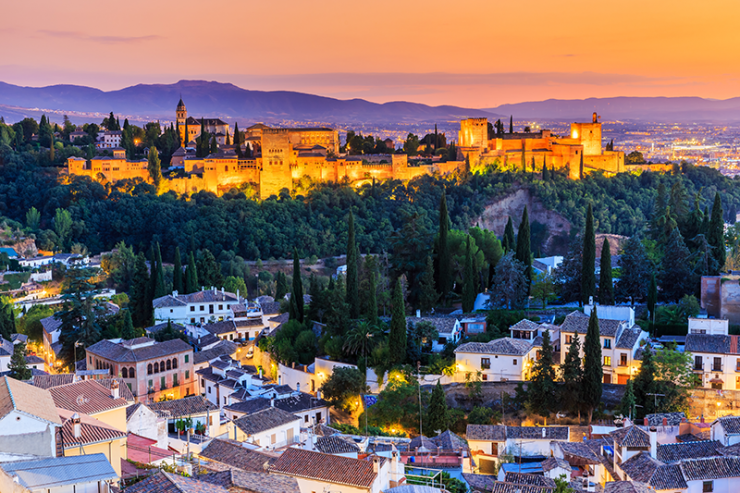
[
  {"left": 455, "top": 337, "right": 537, "bottom": 382},
  {"left": 153, "top": 288, "right": 240, "bottom": 325}
]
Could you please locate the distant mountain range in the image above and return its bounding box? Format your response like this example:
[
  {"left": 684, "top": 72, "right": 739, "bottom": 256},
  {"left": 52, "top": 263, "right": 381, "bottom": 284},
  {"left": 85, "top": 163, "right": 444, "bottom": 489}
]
[
  {"left": 486, "top": 97, "right": 740, "bottom": 121},
  {"left": 0, "top": 80, "right": 497, "bottom": 125}
]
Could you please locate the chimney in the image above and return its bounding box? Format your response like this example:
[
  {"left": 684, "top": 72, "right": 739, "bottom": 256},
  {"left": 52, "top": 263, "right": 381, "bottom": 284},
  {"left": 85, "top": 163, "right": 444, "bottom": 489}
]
[
  {"left": 236, "top": 289, "right": 240, "bottom": 301},
  {"left": 662, "top": 417, "right": 668, "bottom": 427},
  {"left": 701, "top": 414, "right": 705, "bottom": 423},
  {"left": 173, "top": 290, "right": 178, "bottom": 298},
  {"left": 271, "top": 397, "right": 275, "bottom": 407},
  {"left": 72, "top": 413, "right": 81, "bottom": 439},
  {"left": 649, "top": 426, "right": 657, "bottom": 459},
  {"left": 373, "top": 456, "right": 380, "bottom": 474},
  {"left": 644, "top": 417, "right": 649, "bottom": 427},
  {"left": 292, "top": 362, "right": 295, "bottom": 369},
  {"left": 259, "top": 367, "right": 263, "bottom": 378},
  {"left": 317, "top": 390, "right": 322, "bottom": 400},
  {"left": 542, "top": 428, "right": 547, "bottom": 438},
  {"left": 278, "top": 375, "right": 282, "bottom": 385},
  {"left": 416, "top": 309, "right": 421, "bottom": 318},
  {"left": 110, "top": 380, "right": 120, "bottom": 399},
  {"left": 222, "top": 287, "right": 224, "bottom": 295},
  {"left": 201, "top": 286, "right": 204, "bottom": 292}
]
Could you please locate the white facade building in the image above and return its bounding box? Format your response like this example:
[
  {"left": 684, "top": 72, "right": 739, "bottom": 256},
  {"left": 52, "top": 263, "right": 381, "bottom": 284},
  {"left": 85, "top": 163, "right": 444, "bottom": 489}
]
[
  {"left": 153, "top": 288, "right": 240, "bottom": 325},
  {"left": 455, "top": 337, "right": 537, "bottom": 382}
]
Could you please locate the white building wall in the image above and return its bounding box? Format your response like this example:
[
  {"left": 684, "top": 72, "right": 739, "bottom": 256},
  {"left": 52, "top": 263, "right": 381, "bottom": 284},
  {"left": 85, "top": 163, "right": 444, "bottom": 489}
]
[
  {"left": 687, "top": 477, "right": 736, "bottom": 493},
  {"left": 688, "top": 318, "right": 729, "bottom": 335},
  {"left": 455, "top": 351, "right": 532, "bottom": 382}
]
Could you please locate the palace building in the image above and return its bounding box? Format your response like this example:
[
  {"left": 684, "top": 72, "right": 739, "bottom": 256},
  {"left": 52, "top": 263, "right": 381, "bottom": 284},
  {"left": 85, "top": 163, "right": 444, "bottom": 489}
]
[
  {"left": 459, "top": 113, "right": 625, "bottom": 178},
  {"left": 65, "top": 100, "right": 622, "bottom": 199}
]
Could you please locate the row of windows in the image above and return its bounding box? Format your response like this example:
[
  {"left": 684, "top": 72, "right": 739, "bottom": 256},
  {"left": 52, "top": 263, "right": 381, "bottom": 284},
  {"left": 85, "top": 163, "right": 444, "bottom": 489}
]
[
  {"left": 147, "top": 370, "right": 190, "bottom": 392},
  {"left": 148, "top": 358, "right": 182, "bottom": 375},
  {"left": 189, "top": 304, "right": 226, "bottom": 312}
]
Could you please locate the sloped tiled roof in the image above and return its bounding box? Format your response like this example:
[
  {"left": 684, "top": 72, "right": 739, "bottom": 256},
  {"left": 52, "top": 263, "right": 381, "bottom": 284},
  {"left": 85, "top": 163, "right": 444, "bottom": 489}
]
[
  {"left": 315, "top": 435, "right": 361, "bottom": 454},
  {"left": 199, "top": 438, "right": 276, "bottom": 472},
  {"left": 48, "top": 379, "right": 129, "bottom": 415},
  {"left": 504, "top": 473, "right": 555, "bottom": 487},
  {"left": 193, "top": 340, "right": 238, "bottom": 365},
  {"left": 0, "top": 375, "right": 62, "bottom": 425},
  {"left": 716, "top": 416, "right": 740, "bottom": 434},
  {"left": 57, "top": 408, "right": 127, "bottom": 448},
  {"left": 148, "top": 395, "right": 217, "bottom": 418},
  {"left": 616, "top": 327, "right": 643, "bottom": 349},
  {"left": 431, "top": 430, "right": 468, "bottom": 450},
  {"left": 604, "top": 481, "right": 653, "bottom": 493},
  {"left": 541, "top": 457, "right": 571, "bottom": 471},
  {"left": 270, "top": 448, "right": 378, "bottom": 488},
  {"left": 679, "top": 456, "right": 740, "bottom": 480},
  {"left": 455, "top": 337, "right": 533, "bottom": 356},
  {"left": 33, "top": 373, "right": 75, "bottom": 389},
  {"left": 408, "top": 435, "right": 438, "bottom": 452},
  {"left": 611, "top": 426, "right": 650, "bottom": 448},
  {"left": 466, "top": 424, "right": 506, "bottom": 441},
  {"left": 125, "top": 470, "right": 230, "bottom": 493},
  {"left": 234, "top": 407, "right": 300, "bottom": 435},
  {"left": 406, "top": 316, "right": 458, "bottom": 335},
  {"left": 554, "top": 441, "right": 601, "bottom": 463},
  {"left": 507, "top": 426, "right": 569, "bottom": 440},
  {"left": 560, "top": 311, "right": 624, "bottom": 337},
  {"left": 197, "top": 470, "right": 300, "bottom": 493},
  {"left": 153, "top": 290, "right": 237, "bottom": 308},
  {"left": 96, "top": 377, "right": 136, "bottom": 401},
  {"left": 645, "top": 412, "right": 685, "bottom": 426},
  {"left": 310, "top": 422, "right": 341, "bottom": 437},
  {"left": 41, "top": 315, "right": 62, "bottom": 335},
  {"left": 87, "top": 338, "right": 192, "bottom": 362},
  {"left": 226, "top": 393, "right": 328, "bottom": 417},
  {"left": 685, "top": 334, "right": 731, "bottom": 354},
  {"left": 510, "top": 319, "right": 541, "bottom": 331},
  {"left": 490, "top": 482, "right": 553, "bottom": 493},
  {"left": 620, "top": 452, "right": 687, "bottom": 490},
  {"left": 205, "top": 320, "right": 237, "bottom": 335},
  {"left": 462, "top": 473, "right": 495, "bottom": 493},
  {"left": 657, "top": 440, "right": 725, "bottom": 463},
  {"left": 260, "top": 302, "right": 281, "bottom": 315}
]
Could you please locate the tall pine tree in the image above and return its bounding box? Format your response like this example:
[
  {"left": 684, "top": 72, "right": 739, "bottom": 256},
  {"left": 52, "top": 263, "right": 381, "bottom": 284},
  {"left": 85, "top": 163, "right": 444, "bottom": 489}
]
[
  {"left": 131, "top": 253, "right": 152, "bottom": 328},
  {"left": 388, "top": 278, "right": 407, "bottom": 365},
  {"left": 582, "top": 308, "right": 603, "bottom": 424},
  {"left": 152, "top": 243, "right": 166, "bottom": 299},
  {"left": 462, "top": 237, "right": 476, "bottom": 313},
  {"left": 418, "top": 255, "right": 439, "bottom": 315},
  {"left": 186, "top": 252, "right": 199, "bottom": 294},
  {"left": 659, "top": 227, "right": 692, "bottom": 302},
  {"left": 561, "top": 332, "right": 583, "bottom": 419},
  {"left": 346, "top": 211, "right": 360, "bottom": 319},
  {"left": 122, "top": 310, "right": 136, "bottom": 340},
  {"left": 366, "top": 259, "right": 379, "bottom": 325},
  {"left": 515, "top": 207, "right": 532, "bottom": 291},
  {"left": 427, "top": 381, "right": 449, "bottom": 436},
  {"left": 633, "top": 346, "right": 656, "bottom": 417},
  {"left": 436, "top": 192, "right": 452, "bottom": 302},
  {"left": 582, "top": 204, "right": 596, "bottom": 306},
  {"left": 147, "top": 146, "right": 162, "bottom": 189},
  {"left": 599, "top": 238, "right": 614, "bottom": 305},
  {"left": 8, "top": 343, "right": 31, "bottom": 381}
]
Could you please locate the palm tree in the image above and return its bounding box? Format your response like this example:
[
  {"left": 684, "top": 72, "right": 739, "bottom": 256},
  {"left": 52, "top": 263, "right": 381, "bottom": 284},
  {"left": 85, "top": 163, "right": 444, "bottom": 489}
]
[{"left": 343, "top": 321, "right": 383, "bottom": 356}]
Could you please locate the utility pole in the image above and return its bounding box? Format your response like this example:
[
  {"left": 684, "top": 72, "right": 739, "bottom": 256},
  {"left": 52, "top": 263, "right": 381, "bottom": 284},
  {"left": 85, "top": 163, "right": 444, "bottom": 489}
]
[{"left": 646, "top": 392, "right": 665, "bottom": 411}]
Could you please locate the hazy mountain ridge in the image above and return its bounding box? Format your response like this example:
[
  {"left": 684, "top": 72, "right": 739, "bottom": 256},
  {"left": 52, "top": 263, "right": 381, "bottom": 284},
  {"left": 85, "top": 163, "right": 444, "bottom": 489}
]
[
  {"left": 486, "top": 96, "right": 740, "bottom": 121},
  {"left": 0, "top": 80, "right": 497, "bottom": 124}
]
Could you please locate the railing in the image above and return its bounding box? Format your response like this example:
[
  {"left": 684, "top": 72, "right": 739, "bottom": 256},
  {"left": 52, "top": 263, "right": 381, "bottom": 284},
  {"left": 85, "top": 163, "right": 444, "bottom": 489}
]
[{"left": 712, "top": 364, "right": 723, "bottom": 372}]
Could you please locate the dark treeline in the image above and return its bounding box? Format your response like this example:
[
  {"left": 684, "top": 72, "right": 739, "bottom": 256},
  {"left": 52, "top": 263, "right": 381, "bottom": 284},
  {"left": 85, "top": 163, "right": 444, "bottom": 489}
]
[{"left": 0, "top": 139, "right": 739, "bottom": 263}]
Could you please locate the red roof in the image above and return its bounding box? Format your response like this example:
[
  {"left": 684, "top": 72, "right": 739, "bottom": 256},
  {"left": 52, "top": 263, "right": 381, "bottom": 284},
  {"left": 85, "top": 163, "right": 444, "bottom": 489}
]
[
  {"left": 49, "top": 380, "right": 129, "bottom": 415},
  {"left": 271, "top": 448, "right": 380, "bottom": 488},
  {"left": 127, "top": 433, "right": 173, "bottom": 464}
]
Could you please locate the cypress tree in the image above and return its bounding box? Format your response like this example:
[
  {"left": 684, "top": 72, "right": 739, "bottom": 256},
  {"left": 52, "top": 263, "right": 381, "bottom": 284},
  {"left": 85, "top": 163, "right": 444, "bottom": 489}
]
[
  {"left": 131, "top": 253, "right": 151, "bottom": 327},
  {"left": 503, "top": 217, "right": 516, "bottom": 254},
  {"left": 184, "top": 118, "right": 189, "bottom": 145},
  {"left": 427, "top": 381, "right": 448, "bottom": 436},
  {"left": 225, "top": 129, "right": 230, "bottom": 145},
  {"left": 528, "top": 329, "right": 556, "bottom": 415},
  {"left": 531, "top": 156, "right": 535, "bottom": 173},
  {"left": 582, "top": 308, "right": 603, "bottom": 424},
  {"left": 582, "top": 204, "right": 596, "bottom": 306},
  {"left": 234, "top": 122, "right": 242, "bottom": 158},
  {"left": 153, "top": 243, "right": 166, "bottom": 299},
  {"left": 633, "top": 345, "right": 657, "bottom": 417},
  {"left": 49, "top": 134, "right": 54, "bottom": 163},
  {"left": 515, "top": 207, "right": 532, "bottom": 290},
  {"left": 561, "top": 332, "right": 583, "bottom": 418},
  {"left": 388, "top": 278, "right": 407, "bottom": 365},
  {"left": 620, "top": 379, "right": 637, "bottom": 420},
  {"left": 462, "top": 236, "right": 476, "bottom": 313},
  {"left": 346, "top": 211, "right": 359, "bottom": 319},
  {"left": 418, "top": 255, "right": 439, "bottom": 315},
  {"left": 579, "top": 152, "right": 584, "bottom": 179},
  {"left": 659, "top": 227, "right": 692, "bottom": 302},
  {"left": 275, "top": 272, "right": 289, "bottom": 301},
  {"left": 599, "top": 238, "right": 614, "bottom": 305},
  {"left": 542, "top": 156, "right": 550, "bottom": 181},
  {"left": 147, "top": 146, "right": 162, "bottom": 189},
  {"left": 436, "top": 192, "right": 452, "bottom": 302},
  {"left": 708, "top": 192, "right": 725, "bottom": 273},
  {"left": 122, "top": 310, "right": 136, "bottom": 340},
  {"left": 509, "top": 115, "right": 513, "bottom": 134},
  {"left": 8, "top": 343, "right": 31, "bottom": 381},
  {"left": 289, "top": 248, "right": 304, "bottom": 322},
  {"left": 173, "top": 247, "right": 183, "bottom": 294},
  {"left": 647, "top": 273, "right": 658, "bottom": 322},
  {"left": 186, "top": 252, "right": 198, "bottom": 294},
  {"left": 367, "top": 262, "right": 379, "bottom": 325},
  {"left": 210, "top": 135, "right": 218, "bottom": 155}
]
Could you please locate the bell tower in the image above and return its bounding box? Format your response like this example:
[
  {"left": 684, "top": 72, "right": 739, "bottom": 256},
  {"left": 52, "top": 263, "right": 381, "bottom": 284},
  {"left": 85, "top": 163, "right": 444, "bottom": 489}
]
[{"left": 176, "top": 97, "right": 187, "bottom": 145}]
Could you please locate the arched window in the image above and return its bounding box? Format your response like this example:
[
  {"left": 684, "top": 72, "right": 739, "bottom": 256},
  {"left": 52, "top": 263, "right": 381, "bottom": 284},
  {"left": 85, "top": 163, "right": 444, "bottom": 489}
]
[
  {"left": 95, "top": 360, "right": 99, "bottom": 370},
  {"left": 172, "top": 358, "right": 178, "bottom": 369},
  {"left": 121, "top": 367, "right": 128, "bottom": 378},
  {"left": 154, "top": 362, "right": 159, "bottom": 373},
  {"left": 166, "top": 360, "right": 172, "bottom": 371},
  {"left": 129, "top": 367, "right": 135, "bottom": 378},
  {"left": 160, "top": 361, "right": 165, "bottom": 372},
  {"left": 148, "top": 364, "right": 153, "bottom": 375}
]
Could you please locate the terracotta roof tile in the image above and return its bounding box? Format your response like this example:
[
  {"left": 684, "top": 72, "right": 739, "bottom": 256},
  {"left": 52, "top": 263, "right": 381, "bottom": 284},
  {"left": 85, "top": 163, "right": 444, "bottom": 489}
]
[
  {"left": 270, "top": 448, "right": 379, "bottom": 488},
  {"left": 0, "top": 375, "right": 62, "bottom": 425},
  {"left": 147, "top": 395, "right": 217, "bottom": 418},
  {"left": 199, "top": 438, "right": 277, "bottom": 472},
  {"left": 455, "top": 337, "right": 533, "bottom": 356},
  {"left": 125, "top": 471, "right": 230, "bottom": 493},
  {"left": 560, "top": 311, "right": 624, "bottom": 337},
  {"left": 197, "top": 470, "right": 300, "bottom": 493},
  {"left": 657, "top": 440, "right": 725, "bottom": 463},
  {"left": 233, "top": 407, "right": 300, "bottom": 435},
  {"left": 466, "top": 424, "right": 506, "bottom": 441},
  {"left": 504, "top": 473, "right": 556, "bottom": 487},
  {"left": 57, "top": 408, "right": 126, "bottom": 448},
  {"left": 679, "top": 456, "right": 740, "bottom": 480},
  {"left": 33, "top": 373, "right": 75, "bottom": 389},
  {"left": 315, "top": 435, "right": 361, "bottom": 454},
  {"left": 610, "top": 426, "right": 650, "bottom": 448},
  {"left": 86, "top": 338, "right": 192, "bottom": 363},
  {"left": 48, "top": 380, "right": 129, "bottom": 415},
  {"left": 685, "top": 334, "right": 731, "bottom": 354}
]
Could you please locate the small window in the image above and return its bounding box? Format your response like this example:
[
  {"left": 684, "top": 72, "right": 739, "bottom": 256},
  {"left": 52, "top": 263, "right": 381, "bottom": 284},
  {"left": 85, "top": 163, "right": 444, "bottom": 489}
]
[
  {"left": 154, "top": 362, "right": 159, "bottom": 373},
  {"left": 161, "top": 376, "right": 166, "bottom": 389},
  {"left": 271, "top": 433, "right": 277, "bottom": 444},
  {"left": 166, "top": 360, "right": 172, "bottom": 371},
  {"left": 173, "top": 374, "right": 178, "bottom": 386},
  {"left": 304, "top": 415, "right": 309, "bottom": 423},
  {"left": 224, "top": 396, "right": 227, "bottom": 405},
  {"left": 620, "top": 353, "right": 628, "bottom": 366},
  {"left": 185, "top": 355, "right": 189, "bottom": 363},
  {"left": 703, "top": 480, "right": 714, "bottom": 492},
  {"left": 173, "top": 358, "right": 178, "bottom": 369},
  {"left": 208, "top": 386, "right": 211, "bottom": 394},
  {"left": 603, "top": 339, "right": 611, "bottom": 349},
  {"left": 219, "top": 304, "right": 223, "bottom": 310},
  {"left": 565, "top": 335, "right": 573, "bottom": 344},
  {"left": 122, "top": 367, "right": 128, "bottom": 378},
  {"left": 604, "top": 356, "right": 612, "bottom": 366},
  {"left": 148, "top": 364, "right": 153, "bottom": 375},
  {"left": 200, "top": 305, "right": 205, "bottom": 311},
  {"left": 170, "top": 309, "right": 173, "bottom": 313},
  {"left": 190, "top": 306, "right": 195, "bottom": 312},
  {"left": 191, "top": 318, "right": 195, "bottom": 323},
  {"left": 482, "top": 373, "right": 488, "bottom": 381},
  {"left": 513, "top": 359, "right": 517, "bottom": 366},
  {"left": 481, "top": 358, "right": 491, "bottom": 370}
]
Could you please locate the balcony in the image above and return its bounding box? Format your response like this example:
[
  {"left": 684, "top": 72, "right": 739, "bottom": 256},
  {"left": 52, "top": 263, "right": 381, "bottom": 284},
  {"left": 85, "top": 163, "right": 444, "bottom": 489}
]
[{"left": 712, "top": 364, "right": 723, "bottom": 372}]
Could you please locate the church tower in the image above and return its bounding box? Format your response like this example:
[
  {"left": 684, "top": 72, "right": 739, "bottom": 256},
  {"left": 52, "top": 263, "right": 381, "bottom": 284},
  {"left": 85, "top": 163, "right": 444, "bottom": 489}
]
[{"left": 176, "top": 98, "right": 187, "bottom": 144}]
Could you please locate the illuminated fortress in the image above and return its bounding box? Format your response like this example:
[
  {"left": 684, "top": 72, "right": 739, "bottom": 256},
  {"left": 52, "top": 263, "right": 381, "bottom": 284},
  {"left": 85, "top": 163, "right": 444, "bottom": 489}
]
[{"left": 66, "top": 101, "right": 622, "bottom": 199}]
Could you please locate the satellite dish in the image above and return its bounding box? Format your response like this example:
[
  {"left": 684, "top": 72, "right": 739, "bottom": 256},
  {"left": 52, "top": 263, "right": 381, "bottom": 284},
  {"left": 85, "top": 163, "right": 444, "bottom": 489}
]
[{"left": 556, "top": 412, "right": 565, "bottom": 419}]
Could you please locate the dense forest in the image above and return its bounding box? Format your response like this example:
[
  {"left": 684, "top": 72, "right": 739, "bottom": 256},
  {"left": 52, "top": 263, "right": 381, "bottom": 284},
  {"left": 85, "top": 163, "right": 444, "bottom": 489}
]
[{"left": 0, "top": 138, "right": 739, "bottom": 263}]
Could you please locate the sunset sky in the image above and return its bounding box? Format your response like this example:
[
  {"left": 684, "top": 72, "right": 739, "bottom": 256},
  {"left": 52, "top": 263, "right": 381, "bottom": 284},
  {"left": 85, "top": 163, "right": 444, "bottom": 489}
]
[{"left": 2, "top": 0, "right": 739, "bottom": 108}]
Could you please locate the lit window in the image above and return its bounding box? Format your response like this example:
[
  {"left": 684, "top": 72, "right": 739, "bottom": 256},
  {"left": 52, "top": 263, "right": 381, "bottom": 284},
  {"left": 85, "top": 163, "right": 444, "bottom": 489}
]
[{"left": 604, "top": 356, "right": 612, "bottom": 366}]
